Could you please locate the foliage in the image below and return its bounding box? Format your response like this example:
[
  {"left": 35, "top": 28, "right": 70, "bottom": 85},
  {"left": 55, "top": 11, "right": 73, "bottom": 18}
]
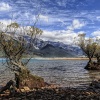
[
  {"left": 78, "top": 34, "right": 97, "bottom": 62},
  {"left": 0, "top": 22, "right": 43, "bottom": 73},
  {"left": 77, "top": 33, "right": 100, "bottom": 69}
]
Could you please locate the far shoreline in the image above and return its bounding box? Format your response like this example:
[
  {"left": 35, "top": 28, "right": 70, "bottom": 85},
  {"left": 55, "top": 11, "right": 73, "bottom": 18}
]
[
  {"left": 0, "top": 57, "right": 96, "bottom": 60},
  {"left": 30, "top": 57, "right": 92, "bottom": 60}
]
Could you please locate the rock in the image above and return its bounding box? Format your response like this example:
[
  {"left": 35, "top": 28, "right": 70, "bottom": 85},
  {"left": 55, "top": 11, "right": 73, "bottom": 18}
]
[
  {"left": 23, "top": 86, "right": 30, "bottom": 92},
  {"left": 90, "top": 80, "right": 100, "bottom": 89},
  {"left": 0, "top": 80, "right": 14, "bottom": 94},
  {"left": 20, "top": 89, "right": 25, "bottom": 92},
  {"left": 85, "top": 62, "right": 100, "bottom": 70},
  {"left": 1, "top": 83, "right": 100, "bottom": 100}
]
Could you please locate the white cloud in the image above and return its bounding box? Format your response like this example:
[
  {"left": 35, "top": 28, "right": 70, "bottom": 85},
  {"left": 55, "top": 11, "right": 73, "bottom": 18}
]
[
  {"left": 0, "top": 20, "right": 14, "bottom": 31},
  {"left": 67, "top": 19, "right": 86, "bottom": 30},
  {"left": 0, "top": 20, "right": 12, "bottom": 25},
  {"left": 96, "top": 16, "right": 100, "bottom": 21},
  {"left": 0, "top": 20, "right": 37, "bottom": 37},
  {"left": 92, "top": 30, "right": 100, "bottom": 36},
  {"left": 77, "top": 31, "right": 85, "bottom": 34},
  {"left": 73, "top": 19, "right": 85, "bottom": 29},
  {"left": 40, "top": 30, "right": 77, "bottom": 44},
  {"left": 97, "top": 16, "right": 100, "bottom": 19},
  {"left": 0, "top": 2, "right": 11, "bottom": 11},
  {"left": 56, "top": 0, "right": 67, "bottom": 7},
  {"left": 39, "top": 15, "right": 49, "bottom": 22}
]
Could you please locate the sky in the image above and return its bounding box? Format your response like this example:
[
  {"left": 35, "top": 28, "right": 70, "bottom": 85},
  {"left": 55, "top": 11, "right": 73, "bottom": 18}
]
[{"left": 0, "top": 0, "right": 100, "bottom": 44}]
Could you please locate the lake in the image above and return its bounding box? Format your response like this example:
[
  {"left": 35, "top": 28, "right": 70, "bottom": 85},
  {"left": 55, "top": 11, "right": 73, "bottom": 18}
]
[{"left": 0, "top": 58, "right": 100, "bottom": 87}]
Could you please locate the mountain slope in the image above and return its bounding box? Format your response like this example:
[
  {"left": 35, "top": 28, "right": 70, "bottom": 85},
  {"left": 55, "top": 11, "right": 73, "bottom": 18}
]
[
  {"left": 17, "top": 36, "right": 83, "bottom": 57},
  {"left": 35, "top": 44, "right": 78, "bottom": 57}
]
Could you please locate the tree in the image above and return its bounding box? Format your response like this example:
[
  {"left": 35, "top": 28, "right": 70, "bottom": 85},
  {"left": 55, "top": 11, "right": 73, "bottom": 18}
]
[
  {"left": 77, "top": 33, "right": 100, "bottom": 70},
  {"left": 95, "top": 38, "right": 100, "bottom": 65},
  {"left": 95, "top": 45, "right": 100, "bottom": 64},
  {"left": 0, "top": 22, "right": 45, "bottom": 92}
]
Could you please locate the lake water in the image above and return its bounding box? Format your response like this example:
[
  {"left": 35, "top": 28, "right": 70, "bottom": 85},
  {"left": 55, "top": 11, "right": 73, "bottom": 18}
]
[{"left": 0, "top": 59, "right": 100, "bottom": 87}]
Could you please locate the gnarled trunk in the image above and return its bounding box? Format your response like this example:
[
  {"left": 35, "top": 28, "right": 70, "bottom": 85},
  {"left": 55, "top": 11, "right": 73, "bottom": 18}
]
[
  {"left": 85, "top": 57, "right": 93, "bottom": 69},
  {"left": 85, "top": 61, "right": 93, "bottom": 69},
  {"left": 97, "top": 57, "right": 100, "bottom": 65},
  {"left": 15, "top": 68, "right": 45, "bottom": 89},
  {"left": 85, "top": 57, "right": 100, "bottom": 70},
  {"left": 0, "top": 60, "right": 46, "bottom": 94},
  {"left": 11, "top": 61, "right": 45, "bottom": 90}
]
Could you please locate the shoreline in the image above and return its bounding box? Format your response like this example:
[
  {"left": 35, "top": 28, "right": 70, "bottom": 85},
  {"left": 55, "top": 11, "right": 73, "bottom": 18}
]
[
  {"left": 0, "top": 57, "right": 97, "bottom": 60},
  {"left": 0, "top": 82, "right": 100, "bottom": 100},
  {"left": 31, "top": 57, "right": 96, "bottom": 60},
  {"left": 38, "top": 57, "right": 89, "bottom": 60}
]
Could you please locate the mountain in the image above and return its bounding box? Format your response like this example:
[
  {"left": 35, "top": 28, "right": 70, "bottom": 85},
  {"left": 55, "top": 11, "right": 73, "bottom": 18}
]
[
  {"left": 32, "top": 39, "right": 84, "bottom": 57},
  {"left": 15, "top": 35, "right": 84, "bottom": 57},
  {"left": 2, "top": 33, "right": 84, "bottom": 57},
  {"left": 35, "top": 44, "right": 75, "bottom": 57}
]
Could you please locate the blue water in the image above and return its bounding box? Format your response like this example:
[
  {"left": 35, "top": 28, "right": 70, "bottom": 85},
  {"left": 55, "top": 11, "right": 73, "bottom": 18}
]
[{"left": 0, "top": 59, "right": 100, "bottom": 87}]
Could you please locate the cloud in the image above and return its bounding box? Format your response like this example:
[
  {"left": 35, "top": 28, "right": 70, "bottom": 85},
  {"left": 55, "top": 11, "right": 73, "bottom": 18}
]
[
  {"left": 0, "top": 20, "right": 10, "bottom": 32},
  {"left": 96, "top": 16, "right": 100, "bottom": 21},
  {"left": 0, "top": 0, "right": 99, "bottom": 45},
  {"left": 0, "top": 20, "right": 37, "bottom": 37},
  {"left": 92, "top": 30, "right": 100, "bottom": 37},
  {"left": 0, "top": 19, "right": 12, "bottom": 25},
  {"left": 0, "top": 2, "right": 11, "bottom": 11},
  {"left": 67, "top": 19, "right": 86, "bottom": 30},
  {"left": 40, "top": 30, "right": 77, "bottom": 44},
  {"left": 39, "top": 15, "right": 49, "bottom": 22},
  {"left": 56, "top": 0, "right": 67, "bottom": 7}
]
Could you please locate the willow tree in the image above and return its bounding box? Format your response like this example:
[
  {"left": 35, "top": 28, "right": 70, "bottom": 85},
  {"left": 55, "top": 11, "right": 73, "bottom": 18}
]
[
  {"left": 95, "top": 46, "right": 100, "bottom": 65},
  {"left": 95, "top": 38, "right": 100, "bottom": 65},
  {"left": 0, "top": 22, "right": 45, "bottom": 91},
  {"left": 78, "top": 34, "right": 98, "bottom": 69}
]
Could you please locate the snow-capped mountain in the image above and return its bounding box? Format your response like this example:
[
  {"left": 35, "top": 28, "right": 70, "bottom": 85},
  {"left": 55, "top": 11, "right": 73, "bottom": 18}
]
[
  {"left": 33, "top": 38, "right": 84, "bottom": 57},
  {"left": 15, "top": 35, "right": 84, "bottom": 57}
]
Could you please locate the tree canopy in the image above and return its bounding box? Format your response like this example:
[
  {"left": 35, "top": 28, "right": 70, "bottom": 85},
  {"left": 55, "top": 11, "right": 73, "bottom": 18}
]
[
  {"left": 77, "top": 33, "right": 100, "bottom": 69},
  {"left": 0, "top": 22, "right": 45, "bottom": 90}
]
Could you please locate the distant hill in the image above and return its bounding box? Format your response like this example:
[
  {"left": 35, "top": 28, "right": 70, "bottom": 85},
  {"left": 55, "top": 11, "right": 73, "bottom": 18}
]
[
  {"left": 32, "top": 40, "right": 84, "bottom": 57},
  {"left": 35, "top": 44, "right": 76, "bottom": 57}
]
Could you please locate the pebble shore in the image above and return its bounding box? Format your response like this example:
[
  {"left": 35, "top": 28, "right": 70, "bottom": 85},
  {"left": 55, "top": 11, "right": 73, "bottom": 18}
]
[
  {"left": 0, "top": 87, "right": 100, "bottom": 100},
  {"left": 0, "top": 80, "right": 100, "bottom": 100}
]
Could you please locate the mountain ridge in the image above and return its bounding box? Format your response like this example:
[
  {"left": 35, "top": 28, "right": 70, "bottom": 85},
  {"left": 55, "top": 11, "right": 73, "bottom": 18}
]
[{"left": 32, "top": 38, "right": 84, "bottom": 57}]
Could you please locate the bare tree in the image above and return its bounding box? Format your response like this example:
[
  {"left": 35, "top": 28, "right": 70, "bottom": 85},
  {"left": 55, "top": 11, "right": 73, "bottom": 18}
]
[{"left": 0, "top": 21, "right": 45, "bottom": 92}]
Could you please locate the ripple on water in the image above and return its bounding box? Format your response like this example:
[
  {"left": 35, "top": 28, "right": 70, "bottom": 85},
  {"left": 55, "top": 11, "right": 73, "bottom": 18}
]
[{"left": 0, "top": 59, "right": 100, "bottom": 87}]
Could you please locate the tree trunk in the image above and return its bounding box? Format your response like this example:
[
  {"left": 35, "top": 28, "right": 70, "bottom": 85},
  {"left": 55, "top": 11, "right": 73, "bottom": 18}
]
[
  {"left": 10, "top": 61, "right": 46, "bottom": 90},
  {"left": 97, "top": 57, "right": 100, "bottom": 65},
  {"left": 15, "top": 68, "right": 45, "bottom": 89},
  {"left": 85, "top": 57, "right": 93, "bottom": 69},
  {"left": 85, "top": 57, "right": 100, "bottom": 70},
  {"left": 0, "top": 62, "right": 46, "bottom": 93}
]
